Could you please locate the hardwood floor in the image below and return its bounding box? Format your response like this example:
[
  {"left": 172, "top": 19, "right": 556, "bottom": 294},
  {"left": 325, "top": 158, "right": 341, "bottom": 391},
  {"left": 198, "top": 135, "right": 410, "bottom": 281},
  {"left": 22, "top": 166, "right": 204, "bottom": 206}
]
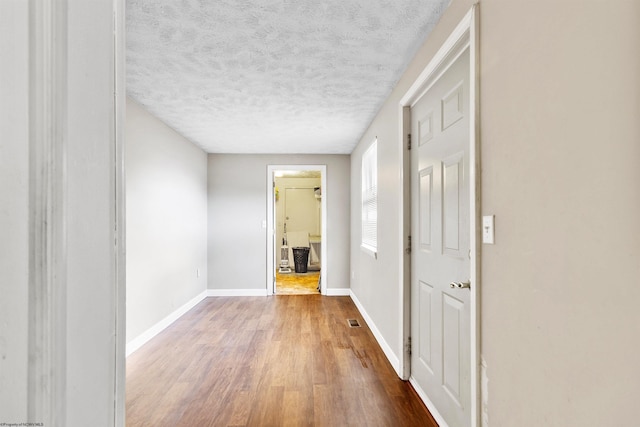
[
  {"left": 126, "top": 296, "right": 437, "bottom": 427},
  {"left": 276, "top": 271, "right": 320, "bottom": 295}
]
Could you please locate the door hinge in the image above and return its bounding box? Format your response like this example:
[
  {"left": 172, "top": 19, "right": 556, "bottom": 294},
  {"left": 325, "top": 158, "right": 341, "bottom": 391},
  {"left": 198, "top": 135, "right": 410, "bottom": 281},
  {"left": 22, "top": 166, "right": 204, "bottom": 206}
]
[
  {"left": 407, "top": 133, "right": 412, "bottom": 150},
  {"left": 405, "top": 235, "right": 412, "bottom": 255},
  {"left": 406, "top": 336, "right": 412, "bottom": 356}
]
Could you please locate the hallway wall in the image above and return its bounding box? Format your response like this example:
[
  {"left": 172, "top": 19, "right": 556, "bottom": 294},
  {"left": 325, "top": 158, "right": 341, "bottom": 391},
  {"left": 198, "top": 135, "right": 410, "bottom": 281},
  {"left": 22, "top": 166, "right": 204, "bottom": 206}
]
[
  {"left": 126, "top": 98, "right": 208, "bottom": 346},
  {"left": 350, "top": 0, "right": 480, "bottom": 378},
  {"left": 350, "top": 0, "right": 640, "bottom": 425},
  {"left": 479, "top": 1, "right": 640, "bottom": 425},
  {"left": 0, "top": 0, "right": 29, "bottom": 419},
  {"left": 207, "top": 154, "right": 350, "bottom": 293}
]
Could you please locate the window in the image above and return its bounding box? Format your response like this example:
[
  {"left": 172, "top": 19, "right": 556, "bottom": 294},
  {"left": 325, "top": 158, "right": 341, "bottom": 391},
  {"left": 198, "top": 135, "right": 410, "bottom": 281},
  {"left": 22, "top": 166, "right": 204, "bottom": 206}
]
[{"left": 361, "top": 139, "right": 377, "bottom": 257}]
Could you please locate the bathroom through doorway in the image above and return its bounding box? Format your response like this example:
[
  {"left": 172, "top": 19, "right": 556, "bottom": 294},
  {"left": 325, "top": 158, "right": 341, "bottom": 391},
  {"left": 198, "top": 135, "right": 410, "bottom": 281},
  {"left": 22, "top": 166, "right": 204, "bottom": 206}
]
[{"left": 267, "top": 165, "right": 327, "bottom": 295}]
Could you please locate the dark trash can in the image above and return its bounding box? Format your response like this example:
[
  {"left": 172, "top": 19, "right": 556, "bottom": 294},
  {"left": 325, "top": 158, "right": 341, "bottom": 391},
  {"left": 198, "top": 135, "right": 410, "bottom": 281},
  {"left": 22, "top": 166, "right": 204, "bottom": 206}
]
[{"left": 292, "top": 247, "right": 310, "bottom": 273}]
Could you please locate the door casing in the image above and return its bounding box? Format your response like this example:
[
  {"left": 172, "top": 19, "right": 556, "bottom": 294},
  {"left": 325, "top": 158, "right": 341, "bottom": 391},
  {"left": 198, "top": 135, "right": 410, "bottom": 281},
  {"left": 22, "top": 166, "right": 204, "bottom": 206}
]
[
  {"left": 398, "top": 6, "right": 480, "bottom": 427},
  {"left": 26, "top": 0, "right": 126, "bottom": 423}
]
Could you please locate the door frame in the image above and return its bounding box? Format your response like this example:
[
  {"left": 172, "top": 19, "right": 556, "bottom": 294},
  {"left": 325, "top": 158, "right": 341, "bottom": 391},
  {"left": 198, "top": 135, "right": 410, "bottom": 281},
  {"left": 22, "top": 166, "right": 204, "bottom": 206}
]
[
  {"left": 398, "top": 6, "right": 479, "bottom": 426},
  {"left": 115, "top": 0, "right": 127, "bottom": 423},
  {"left": 26, "top": 0, "right": 126, "bottom": 423},
  {"left": 266, "top": 165, "right": 327, "bottom": 295}
]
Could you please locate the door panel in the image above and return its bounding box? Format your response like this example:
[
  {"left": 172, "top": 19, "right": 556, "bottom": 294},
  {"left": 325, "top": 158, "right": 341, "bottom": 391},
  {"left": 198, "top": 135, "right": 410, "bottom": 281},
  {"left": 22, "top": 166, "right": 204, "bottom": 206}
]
[
  {"left": 442, "top": 292, "right": 463, "bottom": 405},
  {"left": 419, "top": 167, "right": 433, "bottom": 250},
  {"left": 418, "top": 280, "right": 434, "bottom": 371},
  {"left": 443, "top": 153, "right": 464, "bottom": 256},
  {"left": 419, "top": 111, "right": 434, "bottom": 145},
  {"left": 442, "top": 82, "right": 464, "bottom": 130},
  {"left": 411, "top": 47, "right": 470, "bottom": 427}
]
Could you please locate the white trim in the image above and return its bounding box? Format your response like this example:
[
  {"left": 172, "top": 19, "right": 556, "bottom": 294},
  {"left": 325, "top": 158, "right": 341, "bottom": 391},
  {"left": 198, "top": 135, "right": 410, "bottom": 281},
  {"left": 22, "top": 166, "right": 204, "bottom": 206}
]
[
  {"left": 267, "top": 165, "right": 328, "bottom": 295},
  {"left": 126, "top": 291, "right": 207, "bottom": 357},
  {"left": 360, "top": 244, "right": 377, "bottom": 259},
  {"left": 325, "top": 288, "right": 351, "bottom": 296},
  {"left": 350, "top": 290, "right": 400, "bottom": 375},
  {"left": 113, "top": 0, "right": 126, "bottom": 423},
  {"left": 207, "top": 289, "right": 269, "bottom": 297},
  {"left": 409, "top": 376, "right": 450, "bottom": 427},
  {"left": 398, "top": 5, "right": 480, "bottom": 427},
  {"left": 469, "top": 7, "right": 481, "bottom": 427},
  {"left": 28, "top": 1, "right": 68, "bottom": 424},
  {"left": 400, "top": 8, "right": 474, "bottom": 107}
]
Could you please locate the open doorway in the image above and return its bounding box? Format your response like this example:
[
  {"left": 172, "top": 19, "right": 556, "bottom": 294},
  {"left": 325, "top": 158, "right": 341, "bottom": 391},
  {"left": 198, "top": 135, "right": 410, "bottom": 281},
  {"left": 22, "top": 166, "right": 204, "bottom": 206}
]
[{"left": 267, "top": 165, "right": 327, "bottom": 295}]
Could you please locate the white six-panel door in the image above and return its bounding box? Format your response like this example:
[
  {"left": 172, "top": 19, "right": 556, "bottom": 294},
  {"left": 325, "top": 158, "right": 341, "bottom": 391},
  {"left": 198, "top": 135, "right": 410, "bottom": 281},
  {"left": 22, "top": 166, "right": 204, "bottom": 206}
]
[{"left": 410, "top": 46, "right": 471, "bottom": 427}]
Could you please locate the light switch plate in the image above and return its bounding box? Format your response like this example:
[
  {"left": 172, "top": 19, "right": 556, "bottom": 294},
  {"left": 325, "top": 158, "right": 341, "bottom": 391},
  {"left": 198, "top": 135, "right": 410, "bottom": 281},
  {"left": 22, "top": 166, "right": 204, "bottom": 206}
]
[{"left": 482, "top": 215, "right": 495, "bottom": 244}]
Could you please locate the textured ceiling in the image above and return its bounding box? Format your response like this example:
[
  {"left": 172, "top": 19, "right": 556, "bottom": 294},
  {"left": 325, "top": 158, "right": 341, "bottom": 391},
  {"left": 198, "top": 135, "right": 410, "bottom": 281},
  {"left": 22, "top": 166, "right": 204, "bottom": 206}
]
[{"left": 126, "top": 0, "right": 449, "bottom": 154}]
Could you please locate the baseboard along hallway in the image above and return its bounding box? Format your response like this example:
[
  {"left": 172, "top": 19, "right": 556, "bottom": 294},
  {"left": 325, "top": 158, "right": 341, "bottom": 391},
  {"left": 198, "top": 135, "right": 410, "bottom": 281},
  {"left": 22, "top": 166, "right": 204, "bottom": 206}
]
[{"left": 126, "top": 295, "right": 437, "bottom": 426}]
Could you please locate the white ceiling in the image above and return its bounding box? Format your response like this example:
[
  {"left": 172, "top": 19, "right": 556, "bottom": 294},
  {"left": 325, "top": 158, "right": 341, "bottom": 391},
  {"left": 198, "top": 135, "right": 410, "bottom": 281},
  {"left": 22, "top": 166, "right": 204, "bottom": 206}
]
[{"left": 126, "top": 0, "right": 449, "bottom": 154}]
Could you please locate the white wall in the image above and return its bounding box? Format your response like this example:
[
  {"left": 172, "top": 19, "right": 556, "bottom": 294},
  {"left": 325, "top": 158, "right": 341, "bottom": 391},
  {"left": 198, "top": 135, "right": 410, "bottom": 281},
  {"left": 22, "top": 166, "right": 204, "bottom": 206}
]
[
  {"left": 0, "top": 0, "right": 29, "bottom": 419},
  {"left": 479, "top": 1, "right": 640, "bottom": 426},
  {"left": 126, "top": 98, "right": 208, "bottom": 343},
  {"left": 350, "top": 0, "right": 640, "bottom": 425},
  {"left": 208, "top": 154, "right": 349, "bottom": 292}
]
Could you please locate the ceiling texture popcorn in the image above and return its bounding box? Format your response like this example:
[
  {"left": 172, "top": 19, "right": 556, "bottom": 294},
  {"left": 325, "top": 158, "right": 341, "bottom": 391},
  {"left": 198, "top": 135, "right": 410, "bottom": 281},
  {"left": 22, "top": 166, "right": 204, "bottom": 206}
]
[{"left": 126, "top": 0, "right": 449, "bottom": 154}]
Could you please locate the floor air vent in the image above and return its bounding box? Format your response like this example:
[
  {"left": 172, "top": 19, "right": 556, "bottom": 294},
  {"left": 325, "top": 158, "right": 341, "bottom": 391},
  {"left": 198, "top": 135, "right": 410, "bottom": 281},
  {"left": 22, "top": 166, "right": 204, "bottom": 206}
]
[{"left": 347, "top": 319, "right": 361, "bottom": 328}]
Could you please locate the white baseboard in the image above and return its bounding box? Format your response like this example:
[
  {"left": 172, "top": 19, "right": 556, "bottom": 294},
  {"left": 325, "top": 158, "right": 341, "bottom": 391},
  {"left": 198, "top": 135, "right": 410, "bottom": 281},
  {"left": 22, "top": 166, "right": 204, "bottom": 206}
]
[
  {"left": 409, "top": 376, "right": 449, "bottom": 427},
  {"left": 126, "top": 290, "right": 207, "bottom": 357},
  {"left": 207, "top": 288, "right": 349, "bottom": 296},
  {"left": 206, "top": 288, "right": 268, "bottom": 297},
  {"left": 325, "top": 288, "right": 351, "bottom": 296},
  {"left": 349, "top": 290, "right": 400, "bottom": 375}
]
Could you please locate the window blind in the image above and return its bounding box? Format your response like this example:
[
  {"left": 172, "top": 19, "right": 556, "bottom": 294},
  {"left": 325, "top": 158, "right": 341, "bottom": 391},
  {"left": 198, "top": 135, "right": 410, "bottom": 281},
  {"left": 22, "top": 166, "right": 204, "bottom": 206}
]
[{"left": 361, "top": 140, "right": 377, "bottom": 251}]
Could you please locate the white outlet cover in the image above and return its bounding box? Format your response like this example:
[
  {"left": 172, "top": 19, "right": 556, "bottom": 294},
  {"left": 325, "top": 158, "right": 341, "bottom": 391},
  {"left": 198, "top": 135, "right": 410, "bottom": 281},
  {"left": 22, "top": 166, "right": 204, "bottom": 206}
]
[{"left": 482, "top": 215, "right": 495, "bottom": 244}]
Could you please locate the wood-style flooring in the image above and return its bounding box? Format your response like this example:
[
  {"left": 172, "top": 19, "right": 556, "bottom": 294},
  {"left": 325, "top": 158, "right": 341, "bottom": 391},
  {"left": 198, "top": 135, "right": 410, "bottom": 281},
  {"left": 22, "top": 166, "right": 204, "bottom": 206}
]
[
  {"left": 126, "top": 295, "right": 437, "bottom": 427},
  {"left": 276, "top": 271, "right": 320, "bottom": 295}
]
